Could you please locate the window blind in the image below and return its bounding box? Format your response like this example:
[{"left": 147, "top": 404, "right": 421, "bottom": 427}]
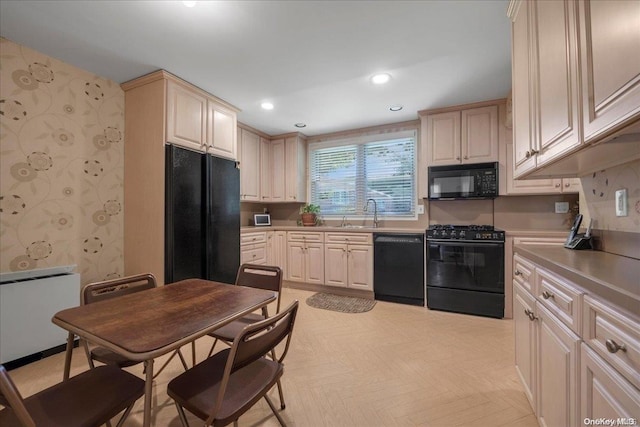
[{"left": 309, "top": 133, "right": 416, "bottom": 217}]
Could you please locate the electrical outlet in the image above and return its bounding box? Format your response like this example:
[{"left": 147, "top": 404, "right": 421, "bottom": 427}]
[
  {"left": 555, "top": 202, "right": 569, "bottom": 214},
  {"left": 615, "top": 189, "right": 628, "bottom": 217},
  {"left": 417, "top": 205, "right": 425, "bottom": 215}
]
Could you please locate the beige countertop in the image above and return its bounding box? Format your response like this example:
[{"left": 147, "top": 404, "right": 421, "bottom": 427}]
[{"left": 514, "top": 244, "right": 640, "bottom": 316}]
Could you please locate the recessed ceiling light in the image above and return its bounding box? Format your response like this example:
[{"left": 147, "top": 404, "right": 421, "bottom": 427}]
[
  {"left": 389, "top": 105, "right": 403, "bottom": 111},
  {"left": 261, "top": 102, "right": 274, "bottom": 110},
  {"left": 294, "top": 123, "right": 307, "bottom": 128},
  {"left": 182, "top": 1, "right": 197, "bottom": 7},
  {"left": 371, "top": 73, "right": 391, "bottom": 85}
]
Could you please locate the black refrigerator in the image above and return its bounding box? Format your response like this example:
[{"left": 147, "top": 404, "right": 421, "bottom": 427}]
[{"left": 165, "top": 145, "right": 240, "bottom": 284}]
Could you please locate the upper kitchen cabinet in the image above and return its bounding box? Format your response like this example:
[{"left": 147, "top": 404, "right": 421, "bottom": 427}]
[
  {"left": 508, "top": 0, "right": 640, "bottom": 179},
  {"left": 166, "top": 80, "right": 207, "bottom": 152},
  {"left": 579, "top": 0, "right": 640, "bottom": 143},
  {"left": 238, "top": 127, "right": 260, "bottom": 201},
  {"left": 207, "top": 102, "right": 237, "bottom": 160},
  {"left": 165, "top": 75, "right": 238, "bottom": 160},
  {"left": 285, "top": 135, "right": 308, "bottom": 202},
  {"left": 421, "top": 103, "right": 499, "bottom": 167}
]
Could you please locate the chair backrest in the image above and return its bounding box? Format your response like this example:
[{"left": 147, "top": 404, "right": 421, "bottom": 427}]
[
  {"left": 81, "top": 273, "right": 157, "bottom": 305},
  {"left": 235, "top": 264, "right": 283, "bottom": 312},
  {"left": 209, "top": 300, "right": 299, "bottom": 424},
  {"left": 0, "top": 365, "right": 36, "bottom": 427}
]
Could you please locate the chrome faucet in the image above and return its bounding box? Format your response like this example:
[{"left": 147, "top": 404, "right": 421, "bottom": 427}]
[{"left": 363, "top": 198, "right": 378, "bottom": 228}]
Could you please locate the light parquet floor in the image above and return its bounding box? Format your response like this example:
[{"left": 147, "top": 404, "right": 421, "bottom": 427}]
[{"left": 6, "top": 287, "right": 538, "bottom": 426}]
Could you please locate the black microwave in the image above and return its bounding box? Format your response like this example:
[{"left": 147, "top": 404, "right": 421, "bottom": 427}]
[{"left": 428, "top": 162, "right": 498, "bottom": 200}]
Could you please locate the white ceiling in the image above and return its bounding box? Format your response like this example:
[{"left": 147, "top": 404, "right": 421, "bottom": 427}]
[{"left": 0, "top": 0, "right": 512, "bottom": 137}]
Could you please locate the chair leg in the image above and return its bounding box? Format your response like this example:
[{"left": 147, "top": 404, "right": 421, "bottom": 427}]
[
  {"left": 270, "top": 349, "right": 286, "bottom": 409},
  {"left": 114, "top": 403, "right": 135, "bottom": 427},
  {"left": 264, "top": 395, "right": 287, "bottom": 427},
  {"left": 207, "top": 338, "right": 219, "bottom": 358},
  {"left": 152, "top": 348, "right": 186, "bottom": 379},
  {"left": 81, "top": 339, "right": 96, "bottom": 369},
  {"left": 175, "top": 402, "right": 191, "bottom": 427}
]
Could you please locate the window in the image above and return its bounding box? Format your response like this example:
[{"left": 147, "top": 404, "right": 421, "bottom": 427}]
[{"left": 309, "top": 130, "right": 417, "bottom": 218}]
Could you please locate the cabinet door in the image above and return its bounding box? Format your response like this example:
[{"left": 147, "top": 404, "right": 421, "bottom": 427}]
[
  {"left": 271, "top": 139, "right": 286, "bottom": 202},
  {"left": 266, "top": 231, "right": 275, "bottom": 265},
  {"left": 506, "top": 143, "right": 562, "bottom": 194},
  {"left": 347, "top": 244, "right": 373, "bottom": 291},
  {"left": 579, "top": 0, "right": 640, "bottom": 143},
  {"left": 426, "top": 111, "right": 461, "bottom": 166},
  {"left": 581, "top": 344, "right": 640, "bottom": 423},
  {"left": 260, "top": 138, "right": 272, "bottom": 202},
  {"left": 285, "top": 136, "right": 307, "bottom": 202},
  {"left": 532, "top": 0, "right": 582, "bottom": 167},
  {"left": 166, "top": 81, "right": 207, "bottom": 152},
  {"left": 207, "top": 102, "right": 237, "bottom": 160},
  {"left": 305, "top": 242, "right": 325, "bottom": 284},
  {"left": 514, "top": 283, "right": 538, "bottom": 411},
  {"left": 537, "top": 303, "right": 580, "bottom": 427},
  {"left": 511, "top": 0, "right": 537, "bottom": 178},
  {"left": 273, "top": 231, "right": 287, "bottom": 273},
  {"left": 239, "top": 129, "right": 260, "bottom": 201},
  {"left": 461, "top": 105, "right": 498, "bottom": 164},
  {"left": 324, "top": 243, "right": 348, "bottom": 287},
  {"left": 286, "top": 241, "right": 305, "bottom": 282},
  {"left": 561, "top": 178, "right": 581, "bottom": 193}
]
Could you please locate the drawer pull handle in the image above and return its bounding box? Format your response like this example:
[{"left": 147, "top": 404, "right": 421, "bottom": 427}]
[
  {"left": 541, "top": 291, "right": 554, "bottom": 300},
  {"left": 605, "top": 339, "right": 627, "bottom": 354},
  {"left": 514, "top": 270, "right": 522, "bottom": 276},
  {"left": 524, "top": 309, "right": 538, "bottom": 321}
]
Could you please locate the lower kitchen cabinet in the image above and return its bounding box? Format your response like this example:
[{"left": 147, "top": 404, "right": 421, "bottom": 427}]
[
  {"left": 581, "top": 344, "right": 640, "bottom": 422},
  {"left": 286, "top": 232, "right": 324, "bottom": 284},
  {"left": 537, "top": 302, "right": 580, "bottom": 427},
  {"left": 240, "top": 231, "right": 266, "bottom": 265},
  {"left": 266, "top": 231, "right": 287, "bottom": 275},
  {"left": 513, "top": 249, "right": 640, "bottom": 427},
  {"left": 324, "top": 232, "right": 373, "bottom": 291}
]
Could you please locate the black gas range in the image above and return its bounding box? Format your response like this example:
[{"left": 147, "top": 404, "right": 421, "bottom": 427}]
[{"left": 426, "top": 224, "right": 505, "bottom": 318}]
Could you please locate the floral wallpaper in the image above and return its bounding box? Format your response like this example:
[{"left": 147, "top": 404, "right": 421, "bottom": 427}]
[
  {"left": 580, "top": 159, "right": 640, "bottom": 233},
  {"left": 0, "top": 38, "right": 124, "bottom": 284}
]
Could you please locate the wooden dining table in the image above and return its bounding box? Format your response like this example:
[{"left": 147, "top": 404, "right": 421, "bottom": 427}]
[{"left": 52, "top": 278, "right": 277, "bottom": 427}]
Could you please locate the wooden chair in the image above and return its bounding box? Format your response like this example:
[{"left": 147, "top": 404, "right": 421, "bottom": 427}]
[
  {"left": 81, "top": 273, "right": 188, "bottom": 378},
  {"left": 0, "top": 364, "right": 144, "bottom": 427},
  {"left": 167, "top": 300, "right": 299, "bottom": 427}
]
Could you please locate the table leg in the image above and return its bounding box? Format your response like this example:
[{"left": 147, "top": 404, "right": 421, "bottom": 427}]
[
  {"left": 143, "top": 359, "right": 154, "bottom": 427},
  {"left": 63, "top": 332, "right": 74, "bottom": 381},
  {"left": 192, "top": 341, "right": 196, "bottom": 366}
]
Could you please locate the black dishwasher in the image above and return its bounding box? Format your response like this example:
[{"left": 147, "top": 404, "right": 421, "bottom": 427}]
[{"left": 373, "top": 234, "right": 425, "bottom": 306}]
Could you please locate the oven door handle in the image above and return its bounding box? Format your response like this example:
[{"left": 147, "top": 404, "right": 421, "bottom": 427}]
[{"left": 427, "top": 240, "right": 504, "bottom": 247}]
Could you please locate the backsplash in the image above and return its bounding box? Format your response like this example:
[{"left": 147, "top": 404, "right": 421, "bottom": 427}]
[
  {"left": 0, "top": 38, "right": 124, "bottom": 284},
  {"left": 580, "top": 159, "right": 640, "bottom": 233}
]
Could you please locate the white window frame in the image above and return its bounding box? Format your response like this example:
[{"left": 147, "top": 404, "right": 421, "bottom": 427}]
[{"left": 308, "top": 129, "right": 418, "bottom": 220}]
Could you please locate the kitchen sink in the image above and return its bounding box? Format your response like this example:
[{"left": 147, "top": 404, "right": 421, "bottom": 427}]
[{"left": 340, "top": 225, "right": 374, "bottom": 229}]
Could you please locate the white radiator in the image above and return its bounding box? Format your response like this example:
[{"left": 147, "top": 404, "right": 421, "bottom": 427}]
[{"left": 0, "top": 268, "right": 80, "bottom": 364}]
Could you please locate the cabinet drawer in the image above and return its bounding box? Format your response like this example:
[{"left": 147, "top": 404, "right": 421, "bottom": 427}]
[
  {"left": 241, "top": 232, "right": 267, "bottom": 245},
  {"left": 240, "top": 243, "right": 266, "bottom": 265},
  {"left": 514, "top": 253, "right": 536, "bottom": 294},
  {"left": 535, "top": 267, "right": 583, "bottom": 334},
  {"left": 583, "top": 295, "right": 640, "bottom": 389},
  {"left": 287, "top": 232, "right": 324, "bottom": 243},
  {"left": 325, "top": 232, "right": 372, "bottom": 245}
]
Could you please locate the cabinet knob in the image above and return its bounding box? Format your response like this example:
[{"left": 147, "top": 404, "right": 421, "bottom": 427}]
[
  {"left": 530, "top": 149, "right": 539, "bottom": 155},
  {"left": 524, "top": 308, "right": 538, "bottom": 321},
  {"left": 541, "top": 290, "right": 554, "bottom": 300},
  {"left": 463, "top": 156, "right": 468, "bottom": 160},
  {"left": 525, "top": 150, "right": 531, "bottom": 159},
  {"left": 564, "top": 183, "right": 570, "bottom": 188},
  {"left": 456, "top": 156, "right": 461, "bottom": 160},
  {"left": 605, "top": 339, "right": 627, "bottom": 354},
  {"left": 514, "top": 270, "right": 522, "bottom": 276},
  {"left": 555, "top": 183, "right": 561, "bottom": 188}
]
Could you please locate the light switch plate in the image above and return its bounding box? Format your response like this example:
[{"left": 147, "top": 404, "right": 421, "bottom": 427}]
[
  {"left": 615, "top": 189, "right": 628, "bottom": 217},
  {"left": 555, "top": 202, "right": 569, "bottom": 214},
  {"left": 417, "top": 204, "right": 425, "bottom": 215}
]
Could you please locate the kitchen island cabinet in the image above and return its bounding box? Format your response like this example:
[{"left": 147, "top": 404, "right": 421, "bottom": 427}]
[{"left": 513, "top": 245, "right": 640, "bottom": 426}]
